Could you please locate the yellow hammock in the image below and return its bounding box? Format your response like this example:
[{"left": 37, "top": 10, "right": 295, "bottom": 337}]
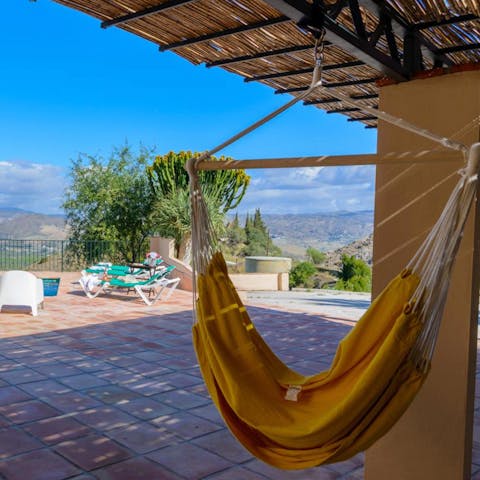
[{"left": 187, "top": 143, "right": 480, "bottom": 470}]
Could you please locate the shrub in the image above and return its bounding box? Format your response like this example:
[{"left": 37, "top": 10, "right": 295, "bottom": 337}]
[
  {"left": 335, "top": 254, "right": 371, "bottom": 292},
  {"left": 306, "top": 247, "right": 326, "bottom": 265},
  {"left": 289, "top": 261, "right": 317, "bottom": 289}
]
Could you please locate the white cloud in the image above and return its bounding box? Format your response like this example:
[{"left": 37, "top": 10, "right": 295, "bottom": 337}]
[
  {"left": 0, "top": 160, "right": 67, "bottom": 214},
  {"left": 239, "top": 166, "right": 375, "bottom": 214}
]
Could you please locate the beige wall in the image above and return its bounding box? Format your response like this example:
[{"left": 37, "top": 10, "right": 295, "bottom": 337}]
[
  {"left": 150, "top": 237, "right": 289, "bottom": 292},
  {"left": 149, "top": 237, "right": 192, "bottom": 291},
  {"left": 230, "top": 272, "right": 289, "bottom": 292},
  {"left": 366, "top": 70, "right": 480, "bottom": 480}
]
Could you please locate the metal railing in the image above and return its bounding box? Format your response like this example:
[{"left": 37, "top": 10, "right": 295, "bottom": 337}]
[{"left": 0, "top": 239, "right": 117, "bottom": 272}]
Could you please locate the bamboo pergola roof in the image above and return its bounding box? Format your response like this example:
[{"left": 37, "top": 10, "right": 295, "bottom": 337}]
[{"left": 51, "top": 0, "right": 480, "bottom": 128}]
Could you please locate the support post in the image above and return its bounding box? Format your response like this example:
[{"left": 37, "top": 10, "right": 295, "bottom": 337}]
[{"left": 365, "top": 70, "right": 480, "bottom": 479}]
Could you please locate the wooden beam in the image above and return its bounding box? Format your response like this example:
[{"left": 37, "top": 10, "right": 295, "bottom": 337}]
[
  {"left": 206, "top": 44, "right": 314, "bottom": 68},
  {"left": 159, "top": 17, "right": 290, "bottom": 51},
  {"left": 275, "top": 77, "right": 378, "bottom": 94},
  {"left": 304, "top": 93, "right": 378, "bottom": 105},
  {"left": 244, "top": 60, "right": 364, "bottom": 82},
  {"left": 101, "top": 0, "right": 196, "bottom": 28},
  {"left": 195, "top": 150, "right": 463, "bottom": 171}
]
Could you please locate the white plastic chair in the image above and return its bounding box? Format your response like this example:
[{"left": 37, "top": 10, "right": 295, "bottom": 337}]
[{"left": 0, "top": 271, "right": 45, "bottom": 316}]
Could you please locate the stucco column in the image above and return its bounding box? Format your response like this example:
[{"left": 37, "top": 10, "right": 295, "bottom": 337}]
[{"left": 365, "top": 70, "right": 480, "bottom": 480}]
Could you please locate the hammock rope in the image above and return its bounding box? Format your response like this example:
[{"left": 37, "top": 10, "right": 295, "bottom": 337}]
[
  {"left": 185, "top": 37, "right": 480, "bottom": 469},
  {"left": 188, "top": 140, "right": 479, "bottom": 469}
]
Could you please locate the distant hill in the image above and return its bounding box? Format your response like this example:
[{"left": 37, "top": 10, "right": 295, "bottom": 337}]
[
  {"left": 0, "top": 208, "right": 373, "bottom": 246},
  {"left": 260, "top": 211, "right": 374, "bottom": 258},
  {"left": 0, "top": 208, "right": 66, "bottom": 240},
  {"left": 324, "top": 234, "right": 373, "bottom": 270}
]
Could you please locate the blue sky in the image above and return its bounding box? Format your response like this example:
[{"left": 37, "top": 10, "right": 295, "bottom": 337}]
[{"left": 0, "top": 0, "right": 377, "bottom": 214}]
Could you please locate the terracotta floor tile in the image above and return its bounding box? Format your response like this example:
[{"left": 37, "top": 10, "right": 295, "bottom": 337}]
[
  {"left": 126, "top": 361, "right": 172, "bottom": 377},
  {"left": 151, "top": 411, "right": 222, "bottom": 441},
  {"left": 122, "top": 377, "right": 175, "bottom": 396},
  {"left": 244, "top": 459, "right": 340, "bottom": 480},
  {"left": 33, "top": 363, "right": 84, "bottom": 378},
  {"left": 19, "top": 379, "right": 72, "bottom": 397},
  {"left": 147, "top": 443, "right": 232, "bottom": 479},
  {"left": 58, "top": 373, "right": 109, "bottom": 390},
  {"left": 54, "top": 434, "right": 131, "bottom": 471},
  {"left": 193, "top": 429, "right": 252, "bottom": 463},
  {"left": 209, "top": 466, "right": 274, "bottom": 480},
  {"left": 0, "top": 400, "right": 60, "bottom": 425},
  {"left": 24, "top": 415, "right": 92, "bottom": 445},
  {"left": 0, "top": 367, "right": 47, "bottom": 385},
  {"left": 0, "top": 449, "right": 80, "bottom": 480},
  {"left": 116, "top": 397, "right": 173, "bottom": 420},
  {"left": 0, "top": 360, "right": 22, "bottom": 373},
  {"left": 96, "top": 369, "right": 144, "bottom": 385},
  {"left": 103, "top": 354, "right": 145, "bottom": 368},
  {"left": 0, "top": 385, "right": 33, "bottom": 406},
  {"left": 107, "top": 421, "right": 180, "bottom": 454},
  {"left": 188, "top": 403, "right": 225, "bottom": 425},
  {"left": 152, "top": 389, "right": 210, "bottom": 410},
  {"left": 154, "top": 371, "right": 203, "bottom": 389},
  {"left": 131, "top": 351, "right": 169, "bottom": 362},
  {"left": 73, "top": 406, "right": 137, "bottom": 431},
  {"left": 0, "top": 427, "right": 43, "bottom": 459},
  {"left": 42, "top": 391, "right": 103, "bottom": 413},
  {"left": 74, "top": 360, "right": 115, "bottom": 373},
  {"left": 0, "top": 416, "right": 10, "bottom": 428},
  {"left": 85, "top": 385, "right": 142, "bottom": 405},
  {"left": 94, "top": 457, "right": 183, "bottom": 480}
]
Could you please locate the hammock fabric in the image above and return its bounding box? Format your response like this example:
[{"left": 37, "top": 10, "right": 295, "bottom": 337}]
[{"left": 189, "top": 144, "right": 480, "bottom": 470}]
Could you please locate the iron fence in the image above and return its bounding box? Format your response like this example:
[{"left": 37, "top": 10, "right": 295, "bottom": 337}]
[{"left": 0, "top": 239, "right": 116, "bottom": 272}]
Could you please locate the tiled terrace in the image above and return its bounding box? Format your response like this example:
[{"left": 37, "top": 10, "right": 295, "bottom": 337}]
[{"left": 0, "top": 273, "right": 478, "bottom": 480}]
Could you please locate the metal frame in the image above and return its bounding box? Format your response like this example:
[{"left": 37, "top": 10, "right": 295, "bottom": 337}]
[
  {"left": 206, "top": 44, "right": 314, "bottom": 68},
  {"left": 244, "top": 60, "right": 363, "bottom": 82},
  {"left": 262, "top": 0, "right": 459, "bottom": 80},
  {"left": 275, "top": 76, "right": 377, "bottom": 94},
  {"left": 347, "top": 115, "right": 377, "bottom": 122},
  {"left": 304, "top": 93, "right": 378, "bottom": 105},
  {"left": 436, "top": 42, "right": 480, "bottom": 55}
]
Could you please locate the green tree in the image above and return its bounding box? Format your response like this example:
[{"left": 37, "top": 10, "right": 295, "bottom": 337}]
[
  {"left": 148, "top": 151, "right": 250, "bottom": 213},
  {"left": 289, "top": 261, "right": 317, "bottom": 289},
  {"left": 243, "top": 208, "right": 281, "bottom": 256},
  {"left": 155, "top": 189, "right": 226, "bottom": 259},
  {"left": 306, "top": 246, "right": 326, "bottom": 265},
  {"left": 148, "top": 151, "right": 250, "bottom": 259},
  {"left": 225, "top": 213, "right": 246, "bottom": 249},
  {"left": 335, "top": 254, "right": 371, "bottom": 292},
  {"left": 63, "top": 145, "right": 159, "bottom": 263}
]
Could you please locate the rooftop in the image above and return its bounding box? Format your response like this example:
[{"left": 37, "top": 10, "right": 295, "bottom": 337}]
[{"left": 0, "top": 273, "right": 479, "bottom": 479}]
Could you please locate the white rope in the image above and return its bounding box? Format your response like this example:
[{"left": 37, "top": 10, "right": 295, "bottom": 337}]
[{"left": 407, "top": 142, "right": 480, "bottom": 368}]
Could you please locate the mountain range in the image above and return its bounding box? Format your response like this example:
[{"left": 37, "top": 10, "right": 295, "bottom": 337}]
[
  {"left": 261, "top": 210, "right": 374, "bottom": 258},
  {"left": 0, "top": 208, "right": 66, "bottom": 240},
  {"left": 0, "top": 208, "right": 374, "bottom": 261}
]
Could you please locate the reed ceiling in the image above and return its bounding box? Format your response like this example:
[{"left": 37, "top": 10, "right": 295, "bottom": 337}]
[{"left": 51, "top": 0, "right": 480, "bottom": 128}]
